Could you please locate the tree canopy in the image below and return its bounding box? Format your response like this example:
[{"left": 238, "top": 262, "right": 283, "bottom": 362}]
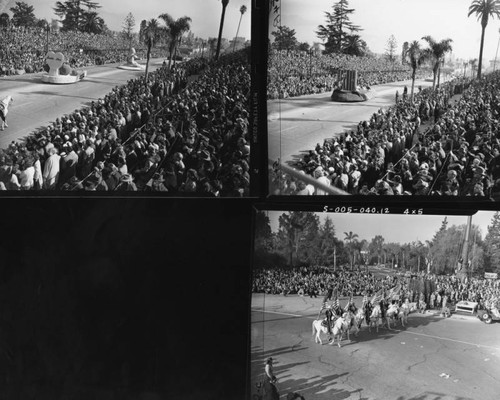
[
  {"left": 54, "top": 0, "right": 106, "bottom": 33},
  {"left": 10, "top": 1, "right": 37, "bottom": 27},
  {"left": 316, "top": 0, "right": 364, "bottom": 55}
]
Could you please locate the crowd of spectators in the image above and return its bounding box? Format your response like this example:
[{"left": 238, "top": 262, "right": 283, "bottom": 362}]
[
  {"left": 252, "top": 266, "right": 500, "bottom": 311},
  {"left": 0, "top": 49, "right": 251, "bottom": 196},
  {"left": 0, "top": 26, "right": 168, "bottom": 76},
  {"left": 271, "top": 74, "right": 500, "bottom": 198},
  {"left": 267, "top": 50, "right": 430, "bottom": 99},
  {"left": 252, "top": 267, "right": 397, "bottom": 297}
]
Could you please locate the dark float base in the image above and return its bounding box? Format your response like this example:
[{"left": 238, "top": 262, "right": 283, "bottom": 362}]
[{"left": 330, "top": 88, "right": 375, "bottom": 102}]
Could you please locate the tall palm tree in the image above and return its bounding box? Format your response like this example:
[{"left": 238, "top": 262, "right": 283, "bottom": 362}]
[
  {"left": 232, "top": 5, "right": 247, "bottom": 52},
  {"left": 159, "top": 14, "right": 192, "bottom": 70},
  {"left": 468, "top": 0, "right": 500, "bottom": 78},
  {"left": 402, "top": 40, "right": 429, "bottom": 103},
  {"left": 343, "top": 231, "right": 359, "bottom": 271},
  {"left": 421, "top": 36, "right": 453, "bottom": 89},
  {"left": 215, "top": 0, "right": 229, "bottom": 60},
  {"left": 142, "top": 18, "right": 161, "bottom": 81}
]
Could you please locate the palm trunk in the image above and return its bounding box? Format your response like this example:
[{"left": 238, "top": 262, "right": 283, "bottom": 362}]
[
  {"left": 432, "top": 63, "right": 438, "bottom": 89},
  {"left": 145, "top": 39, "right": 151, "bottom": 83},
  {"left": 478, "top": 25, "right": 486, "bottom": 78},
  {"left": 410, "top": 69, "right": 416, "bottom": 103},
  {"left": 437, "top": 66, "right": 441, "bottom": 87},
  {"left": 233, "top": 14, "right": 243, "bottom": 52},
  {"left": 215, "top": 4, "right": 228, "bottom": 60}
]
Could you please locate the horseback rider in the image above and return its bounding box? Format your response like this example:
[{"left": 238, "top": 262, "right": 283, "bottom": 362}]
[{"left": 325, "top": 307, "right": 334, "bottom": 340}]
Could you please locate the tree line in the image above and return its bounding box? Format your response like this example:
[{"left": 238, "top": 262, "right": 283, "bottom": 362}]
[{"left": 254, "top": 211, "right": 500, "bottom": 277}]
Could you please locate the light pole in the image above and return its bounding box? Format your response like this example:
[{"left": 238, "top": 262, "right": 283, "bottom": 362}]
[{"left": 45, "top": 25, "right": 50, "bottom": 54}]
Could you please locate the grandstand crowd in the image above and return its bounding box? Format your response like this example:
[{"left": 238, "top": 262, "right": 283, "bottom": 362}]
[
  {"left": 0, "top": 41, "right": 251, "bottom": 195},
  {"left": 267, "top": 50, "right": 430, "bottom": 99},
  {"left": 271, "top": 68, "right": 500, "bottom": 199},
  {"left": 0, "top": 26, "right": 166, "bottom": 76},
  {"left": 252, "top": 266, "right": 500, "bottom": 310}
]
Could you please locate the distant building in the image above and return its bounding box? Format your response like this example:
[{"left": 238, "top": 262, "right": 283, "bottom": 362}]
[
  {"left": 229, "top": 36, "right": 246, "bottom": 52},
  {"left": 311, "top": 42, "right": 324, "bottom": 55}
]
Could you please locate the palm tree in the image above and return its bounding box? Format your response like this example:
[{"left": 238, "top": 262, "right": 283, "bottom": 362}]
[
  {"left": 142, "top": 18, "right": 161, "bottom": 81},
  {"left": 402, "top": 40, "right": 429, "bottom": 103},
  {"left": 468, "top": 0, "right": 500, "bottom": 78},
  {"left": 344, "top": 34, "right": 367, "bottom": 56},
  {"left": 421, "top": 36, "right": 453, "bottom": 89},
  {"left": 232, "top": 5, "right": 247, "bottom": 52},
  {"left": 82, "top": 11, "right": 105, "bottom": 34},
  {"left": 159, "top": 14, "right": 192, "bottom": 70},
  {"left": 343, "top": 231, "right": 359, "bottom": 271},
  {"left": 215, "top": 0, "right": 229, "bottom": 60},
  {"left": 470, "top": 58, "right": 479, "bottom": 77}
]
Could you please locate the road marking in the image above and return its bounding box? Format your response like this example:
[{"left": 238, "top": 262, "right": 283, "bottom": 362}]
[
  {"left": 252, "top": 308, "right": 303, "bottom": 318},
  {"left": 399, "top": 330, "right": 500, "bottom": 351}
]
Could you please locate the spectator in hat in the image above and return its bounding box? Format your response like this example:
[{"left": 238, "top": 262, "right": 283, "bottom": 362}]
[{"left": 42, "top": 147, "right": 61, "bottom": 190}]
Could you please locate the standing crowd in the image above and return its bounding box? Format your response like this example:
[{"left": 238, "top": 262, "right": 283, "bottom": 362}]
[{"left": 0, "top": 49, "right": 250, "bottom": 196}]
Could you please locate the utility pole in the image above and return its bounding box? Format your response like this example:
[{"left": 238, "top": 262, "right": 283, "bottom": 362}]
[{"left": 458, "top": 216, "right": 472, "bottom": 281}]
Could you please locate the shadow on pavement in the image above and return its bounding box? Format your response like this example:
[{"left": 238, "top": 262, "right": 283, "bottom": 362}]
[
  {"left": 250, "top": 346, "right": 369, "bottom": 400},
  {"left": 18, "top": 91, "right": 97, "bottom": 101},
  {"left": 397, "top": 392, "right": 474, "bottom": 400}
]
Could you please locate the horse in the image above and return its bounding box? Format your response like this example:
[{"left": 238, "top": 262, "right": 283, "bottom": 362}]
[
  {"left": 418, "top": 299, "right": 427, "bottom": 313},
  {"left": 386, "top": 303, "right": 400, "bottom": 330},
  {"left": 398, "top": 300, "right": 411, "bottom": 327},
  {"left": 329, "top": 316, "right": 349, "bottom": 347},
  {"left": 368, "top": 304, "right": 382, "bottom": 332},
  {"left": 312, "top": 315, "right": 348, "bottom": 347},
  {"left": 344, "top": 309, "right": 364, "bottom": 338},
  {"left": 312, "top": 318, "right": 333, "bottom": 345}
]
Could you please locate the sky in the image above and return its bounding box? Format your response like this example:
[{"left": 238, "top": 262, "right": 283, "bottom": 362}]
[
  {"left": 266, "top": 210, "right": 498, "bottom": 244},
  {"left": 270, "top": 0, "right": 500, "bottom": 61},
  {"left": 0, "top": 0, "right": 251, "bottom": 41}
]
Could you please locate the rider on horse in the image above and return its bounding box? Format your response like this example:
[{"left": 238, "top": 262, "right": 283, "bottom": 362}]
[{"left": 325, "top": 307, "right": 334, "bottom": 340}]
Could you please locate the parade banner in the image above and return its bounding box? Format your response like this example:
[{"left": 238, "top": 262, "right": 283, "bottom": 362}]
[{"left": 484, "top": 272, "right": 498, "bottom": 279}]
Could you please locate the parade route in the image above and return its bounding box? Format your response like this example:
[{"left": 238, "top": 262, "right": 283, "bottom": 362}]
[
  {"left": 0, "top": 58, "right": 165, "bottom": 149},
  {"left": 250, "top": 294, "right": 500, "bottom": 400},
  {"left": 267, "top": 79, "right": 434, "bottom": 166}
]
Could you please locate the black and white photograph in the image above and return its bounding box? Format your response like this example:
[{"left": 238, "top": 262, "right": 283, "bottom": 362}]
[
  {"left": 251, "top": 208, "right": 500, "bottom": 399},
  {"left": 268, "top": 0, "right": 500, "bottom": 200},
  {"left": 0, "top": 0, "right": 251, "bottom": 196}
]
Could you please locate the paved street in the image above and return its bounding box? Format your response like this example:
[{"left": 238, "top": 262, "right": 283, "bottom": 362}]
[
  {"left": 0, "top": 58, "right": 165, "bottom": 149},
  {"left": 250, "top": 294, "right": 500, "bottom": 400},
  {"left": 267, "top": 79, "right": 433, "bottom": 166}
]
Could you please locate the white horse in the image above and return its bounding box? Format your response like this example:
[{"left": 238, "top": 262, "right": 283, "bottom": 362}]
[
  {"left": 386, "top": 303, "right": 400, "bottom": 330},
  {"left": 368, "top": 304, "right": 382, "bottom": 332},
  {"left": 398, "top": 301, "right": 411, "bottom": 327},
  {"left": 312, "top": 316, "right": 348, "bottom": 347},
  {"left": 344, "top": 309, "right": 363, "bottom": 338}
]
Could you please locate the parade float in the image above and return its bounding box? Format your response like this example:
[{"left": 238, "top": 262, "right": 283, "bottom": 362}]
[
  {"left": 331, "top": 70, "right": 375, "bottom": 102},
  {"left": 117, "top": 48, "right": 145, "bottom": 71},
  {"left": 41, "top": 51, "right": 87, "bottom": 84}
]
